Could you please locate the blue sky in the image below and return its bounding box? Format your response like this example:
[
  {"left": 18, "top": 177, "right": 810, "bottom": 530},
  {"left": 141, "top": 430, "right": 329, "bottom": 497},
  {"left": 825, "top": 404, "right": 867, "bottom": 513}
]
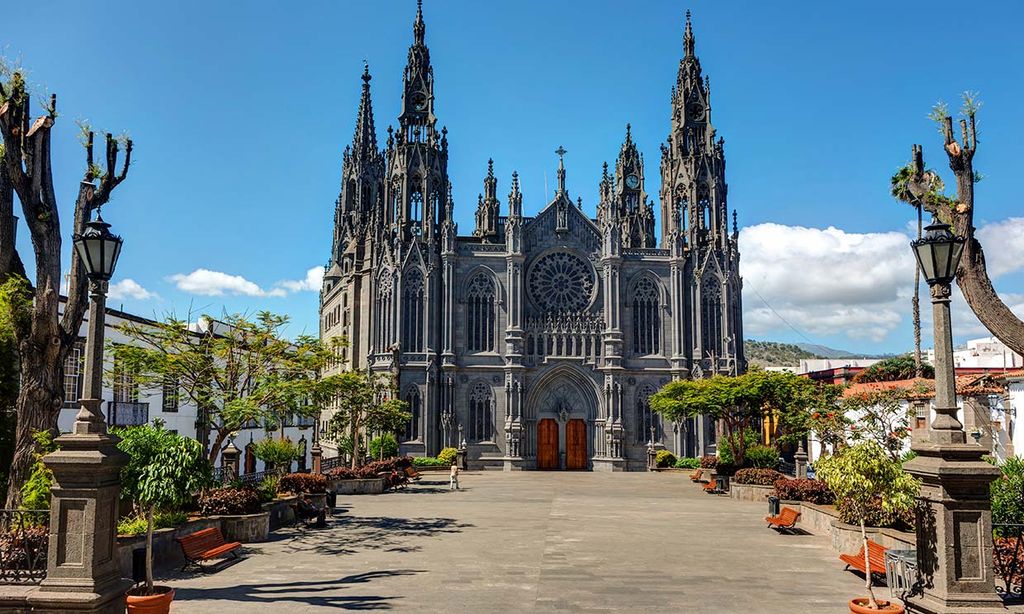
[{"left": 6, "top": 1, "right": 1024, "bottom": 354}]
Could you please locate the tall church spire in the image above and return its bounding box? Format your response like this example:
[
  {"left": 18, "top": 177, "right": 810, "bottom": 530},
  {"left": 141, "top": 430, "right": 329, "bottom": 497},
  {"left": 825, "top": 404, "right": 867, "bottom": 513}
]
[
  {"left": 683, "top": 10, "right": 695, "bottom": 58},
  {"left": 352, "top": 62, "right": 378, "bottom": 161},
  {"left": 400, "top": 0, "right": 436, "bottom": 133},
  {"left": 413, "top": 0, "right": 425, "bottom": 45}
]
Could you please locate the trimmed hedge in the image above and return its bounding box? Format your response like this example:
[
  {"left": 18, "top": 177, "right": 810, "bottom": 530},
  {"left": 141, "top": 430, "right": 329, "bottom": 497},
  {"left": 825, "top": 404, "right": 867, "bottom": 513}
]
[
  {"left": 279, "top": 472, "right": 328, "bottom": 494},
  {"left": 412, "top": 456, "right": 448, "bottom": 467},
  {"left": 699, "top": 455, "right": 718, "bottom": 469},
  {"left": 673, "top": 457, "right": 701, "bottom": 469},
  {"left": 197, "top": 486, "right": 263, "bottom": 516},
  {"left": 772, "top": 478, "right": 834, "bottom": 505},
  {"left": 655, "top": 450, "right": 677, "bottom": 468},
  {"left": 733, "top": 468, "right": 783, "bottom": 486}
]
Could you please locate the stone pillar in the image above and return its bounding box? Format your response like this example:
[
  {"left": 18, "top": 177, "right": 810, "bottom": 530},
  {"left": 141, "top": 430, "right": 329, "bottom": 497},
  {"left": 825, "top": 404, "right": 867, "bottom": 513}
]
[
  {"left": 28, "top": 280, "right": 131, "bottom": 613},
  {"left": 311, "top": 443, "right": 322, "bottom": 475},
  {"left": 904, "top": 283, "right": 1004, "bottom": 614},
  {"left": 794, "top": 440, "right": 808, "bottom": 479},
  {"left": 222, "top": 440, "right": 240, "bottom": 482}
]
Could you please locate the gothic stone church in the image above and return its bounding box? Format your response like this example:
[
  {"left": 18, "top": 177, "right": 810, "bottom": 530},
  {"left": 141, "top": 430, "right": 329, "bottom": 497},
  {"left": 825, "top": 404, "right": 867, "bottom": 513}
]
[{"left": 319, "top": 5, "right": 744, "bottom": 471}]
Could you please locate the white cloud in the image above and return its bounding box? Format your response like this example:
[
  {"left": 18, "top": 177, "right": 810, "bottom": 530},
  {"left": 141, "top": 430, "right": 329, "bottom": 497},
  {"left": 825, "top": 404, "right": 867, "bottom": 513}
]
[
  {"left": 168, "top": 269, "right": 287, "bottom": 298},
  {"left": 108, "top": 279, "right": 156, "bottom": 301},
  {"left": 276, "top": 266, "right": 324, "bottom": 293},
  {"left": 976, "top": 217, "right": 1024, "bottom": 278}
]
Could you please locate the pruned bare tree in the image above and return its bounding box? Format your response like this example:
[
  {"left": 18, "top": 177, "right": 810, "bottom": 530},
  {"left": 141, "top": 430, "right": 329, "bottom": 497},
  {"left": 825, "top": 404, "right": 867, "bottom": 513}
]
[
  {"left": 893, "top": 93, "right": 1024, "bottom": 358},
  {"left": 0, "top": 70, "right": 133, "bottom": 507}
]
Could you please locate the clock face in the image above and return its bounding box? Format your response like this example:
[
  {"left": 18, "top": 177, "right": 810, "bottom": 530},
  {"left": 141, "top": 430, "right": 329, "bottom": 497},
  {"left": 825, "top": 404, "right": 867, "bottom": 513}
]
[
  {"left": 625, "top": 174, "right": 640, "bottom": 189},
  {"left": 411, "top": 93, "right": 427, "bottom": 112}
]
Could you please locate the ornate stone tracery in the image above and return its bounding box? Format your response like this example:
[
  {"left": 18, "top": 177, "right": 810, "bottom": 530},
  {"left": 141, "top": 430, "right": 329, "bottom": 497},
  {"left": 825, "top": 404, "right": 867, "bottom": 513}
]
[{"left": 527, "top": 251, "right": 595, "bottom": 314}]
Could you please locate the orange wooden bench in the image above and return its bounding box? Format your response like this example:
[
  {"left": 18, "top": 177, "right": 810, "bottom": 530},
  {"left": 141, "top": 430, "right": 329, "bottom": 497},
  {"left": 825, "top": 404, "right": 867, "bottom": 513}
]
[
  {"left": 404, "top": 466, "right": 422, "bottom": 482},
  {"left": 690, "top": 469, "right": 704, "bottom": 482},
  {"left": 765, "top": 507, "right": 801, "bottom": 532},
  {"left": 840, "top": 539, "right": 888, "bottom": 576},
  {"left": 702, "top": 478, "right": 719, "bottom": 493},
  {"left": 176, "top": 527, "right": 242, "bottom": 572}
]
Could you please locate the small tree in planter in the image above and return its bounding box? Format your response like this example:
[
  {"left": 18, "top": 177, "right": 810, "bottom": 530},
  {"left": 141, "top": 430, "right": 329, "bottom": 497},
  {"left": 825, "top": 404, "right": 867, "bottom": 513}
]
[
  {"left": 253, "top": 437, "right": 302, "bottom": 475},
  {"left": 115, "top": 424, "right": 211, "bottom": 610},
  {"left": 815, "top": 441, "right": 919, "bottom": 612}
]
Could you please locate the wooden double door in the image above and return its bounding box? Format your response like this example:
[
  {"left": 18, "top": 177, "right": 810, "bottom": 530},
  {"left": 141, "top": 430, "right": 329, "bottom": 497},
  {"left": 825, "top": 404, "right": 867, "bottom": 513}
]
[{"left": 537, "top": 418, "right": 587, "bottom": 470}]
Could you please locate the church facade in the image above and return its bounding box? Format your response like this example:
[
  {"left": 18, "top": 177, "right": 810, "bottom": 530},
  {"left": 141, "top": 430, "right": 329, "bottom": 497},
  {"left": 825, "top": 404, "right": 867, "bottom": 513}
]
[{"left": 319, "top": 5, "right": 744, "bottom": 470}]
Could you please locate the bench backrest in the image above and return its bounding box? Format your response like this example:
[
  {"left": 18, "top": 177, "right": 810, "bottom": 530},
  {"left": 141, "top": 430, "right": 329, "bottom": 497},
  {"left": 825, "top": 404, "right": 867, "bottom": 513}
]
[
  {"left": 178, "top": 527, "right": 227, "bottom": 558},
  {"left": 705, "top": 479, "right": 717, "bottom": 489},
  {"left": 866, "top": 540, "right": 887, "bottom": 562},
  {"left": 404, "top": 467, "right": 418, "bottom": 477},
  {"left": 779, "top": 507, "right": 800, "bottom": 524}
]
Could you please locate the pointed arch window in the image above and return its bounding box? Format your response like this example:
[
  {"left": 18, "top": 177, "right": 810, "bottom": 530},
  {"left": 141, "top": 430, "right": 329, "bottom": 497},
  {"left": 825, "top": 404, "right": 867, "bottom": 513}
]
[
  {"left": 376, "top": 269, "right": 394, "bottom": 351},
  {"left": 410, "top": 189, "right": 423, "bottom": 236},
  {"left": 469, "top": 382, "right": 493, "bottom": 443},
  {"left": 635, "top": 386, "right": 662, "bottom": 444},
  {"left": 467, "top": 274, "right": 496, "bottom": 352},
  {"left": 402, "top": 269, "right": 424, "bottom": 352},
  {"left": 701, "top": 277, "right": 723, "bottom": 357},
  {"left": 403, "top": 387, "right": 421, "bottom": 442},
  {"left": 632, "top": 277, "right": 661, "bottom": 356}
]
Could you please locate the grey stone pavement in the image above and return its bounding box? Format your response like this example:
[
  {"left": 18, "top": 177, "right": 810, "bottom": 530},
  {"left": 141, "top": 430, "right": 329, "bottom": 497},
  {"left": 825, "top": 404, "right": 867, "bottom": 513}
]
[{"left": 163, "top": 471, "right": 867, "bottom": 613}]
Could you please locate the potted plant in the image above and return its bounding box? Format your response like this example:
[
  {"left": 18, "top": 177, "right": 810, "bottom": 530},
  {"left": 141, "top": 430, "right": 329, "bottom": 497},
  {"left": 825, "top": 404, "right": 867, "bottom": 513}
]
[
  {"left": 815, "top": 440, "right": 919, "bottom": 613},
  {"left": 115, "top": 423, "right": 212, "bottom": 614}
]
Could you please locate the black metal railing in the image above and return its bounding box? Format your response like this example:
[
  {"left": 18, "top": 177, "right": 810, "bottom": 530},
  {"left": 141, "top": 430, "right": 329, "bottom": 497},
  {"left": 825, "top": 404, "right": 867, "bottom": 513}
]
[
  {"left": 108, "top": 401, "right": 149, "bottom": 427},
  {"left": 778, "top": 460, "right": 796, "bottom": 477},
  {"left": 0, "top": 509, "right": 49, "bottom": 585},
  {"left": 320, "top": 456, "right": 345, "bottom": 473},
  {"left": 994, "top": 523, "right": 1024, "bottom": 597},
  {"left": 237, "top": 470, "right": 272, "bottom": 486}
]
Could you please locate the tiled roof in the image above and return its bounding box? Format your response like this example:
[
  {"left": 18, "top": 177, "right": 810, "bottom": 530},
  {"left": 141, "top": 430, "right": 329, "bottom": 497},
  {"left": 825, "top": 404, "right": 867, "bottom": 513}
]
[{"left": 842, "top": 375, "right": 1005, "bottom": 399}]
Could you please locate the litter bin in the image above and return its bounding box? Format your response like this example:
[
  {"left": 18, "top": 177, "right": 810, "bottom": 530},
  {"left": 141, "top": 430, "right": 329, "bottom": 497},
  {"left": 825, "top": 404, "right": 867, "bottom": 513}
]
[
  {"left": 326, "top": 490, "right": 338, "bottom": 511},
  {"left": 768, "top": 495, "right": 780, "bottom": 516},
  {"left": 131, "top": 548, "right": 146, "bottom": 584}
]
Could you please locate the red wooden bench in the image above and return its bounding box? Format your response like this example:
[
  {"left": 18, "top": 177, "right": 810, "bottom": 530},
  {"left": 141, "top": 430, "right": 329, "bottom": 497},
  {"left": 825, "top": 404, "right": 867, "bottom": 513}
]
[
  {"left": 840, "top": 539, "right": 888, "bottom": 576},
  {"left": 702, "top": 478, "right": 719, "bottom": 493},
  {"left": 176, "top": 527, "right": 242, "bottom": 572},
  {"left": 404, "top": 466, "right": 422, "bottom": 482},
  {"left": 690, "top": 469, "right": 704, "bottom": 482},
  {"left": 765, "top": 507, "right": 801, "bottom": 532}
]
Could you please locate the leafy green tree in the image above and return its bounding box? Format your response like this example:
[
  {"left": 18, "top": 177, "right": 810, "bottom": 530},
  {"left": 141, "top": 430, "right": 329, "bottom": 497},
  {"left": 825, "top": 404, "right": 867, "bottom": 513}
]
[
  {"left": 991, "top": 457, "right": 1024, "bottom": 526},
  {"left": 815, "top": 441, "right": 919, "bottom": 608},
  {"left": 111, "top": 311, "right": 349, "bottom": 463},
  {"left": 852, "top": 354, "right": 934, "bottom": 383},
  {"left": 369, "top": 433, "right": 399, "bottom": 460},
  {"left": 841, "top": 388, "right": 916, "bottom": 460},
  {"left": 650, "top": 371, "right": 837, "bottom": 467},
  {"left": 0, "top": 276, "right": 30, "bottom": 501},
  {"left": 113, "top": 423, "right": 211, "bottom": 594},
  {"left": 253, "top": 437, "right": 302, "bottom": 473},
  {"left": 324, "top": 371, "right": 410, "bottom": 468},
  {"left": 19, "top": 431, "right": 58, "bottom": 511}
]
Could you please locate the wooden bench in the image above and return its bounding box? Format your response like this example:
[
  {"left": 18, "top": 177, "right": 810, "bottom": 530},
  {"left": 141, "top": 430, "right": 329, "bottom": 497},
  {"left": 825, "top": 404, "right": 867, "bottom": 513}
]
[
  {"left": 702, "top": 478, "right": 719, "bottom": 494},
  {"left": 690, "top": 468, "right": 703, "bottom": 482},
  {"left": 765, "top": 507, "right": 801, "bottom": 532},
  {"left": 840, "top": 539, "right": 888, "bottom": 577},
  {"left": 176, "top": 527, "right": 242, "bottom": 573},
  {"left": 404, "top": 466, "right": 422, "bottom": 482}
]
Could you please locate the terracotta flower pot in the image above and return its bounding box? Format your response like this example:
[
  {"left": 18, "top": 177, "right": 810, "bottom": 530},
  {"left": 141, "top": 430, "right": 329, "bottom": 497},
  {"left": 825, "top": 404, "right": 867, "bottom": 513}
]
[
  {"left": 126, "top": 586, "right": 175, "bottom": 614},
  {"left": 848, "top": 597, "right": 904, "bottom": 613}
]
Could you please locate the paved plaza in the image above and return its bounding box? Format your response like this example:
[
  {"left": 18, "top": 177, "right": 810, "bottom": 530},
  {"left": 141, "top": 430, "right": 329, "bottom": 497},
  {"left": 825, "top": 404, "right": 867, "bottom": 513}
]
[{"left": 164, "top": 472, "right": 865, "bottom": 613}]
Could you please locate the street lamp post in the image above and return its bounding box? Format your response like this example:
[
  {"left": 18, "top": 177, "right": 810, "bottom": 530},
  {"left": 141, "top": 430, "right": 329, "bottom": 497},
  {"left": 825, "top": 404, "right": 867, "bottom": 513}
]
[
  {"left": 903, "top": 222, "right": 1004, "bottom": 614},
  {"left": 31, "top": 209, "right": 132, "bottom": 613}
]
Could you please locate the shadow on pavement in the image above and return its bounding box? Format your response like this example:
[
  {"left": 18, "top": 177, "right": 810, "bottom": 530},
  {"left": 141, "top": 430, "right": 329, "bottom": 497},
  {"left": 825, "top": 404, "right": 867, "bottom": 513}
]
[
  {"left": 171, "top": 569, "right": 422, "bottom": 610},
  {"left": 268, "top": 515, "right": 473, "bottom": 557}
]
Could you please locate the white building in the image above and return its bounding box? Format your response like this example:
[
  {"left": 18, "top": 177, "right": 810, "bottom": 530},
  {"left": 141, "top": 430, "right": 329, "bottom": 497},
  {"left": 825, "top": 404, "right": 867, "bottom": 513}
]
[
  {"left": 57, "top": 302, "right": 315, "bottom": 475},
  {"left": 927, "top": 336, "right": 1024, "bottom": 370}
]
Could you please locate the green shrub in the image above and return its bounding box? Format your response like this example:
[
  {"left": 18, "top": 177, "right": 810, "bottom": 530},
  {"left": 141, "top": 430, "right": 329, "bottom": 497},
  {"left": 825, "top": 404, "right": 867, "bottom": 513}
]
[
  {"left": 257, "top": 475, "right": 279, "bottom": 503},
  {"left": 673, "top": 457, "right": 701, "bottom": 469},
  {"left": 718, "top": 428, "right": 760, "bottom": 467},
  {"left": 117, "top": 510, "right": 189, "bottom": 536},
  {"left": 438, "top": 447, "right": 458, "bottom": 466},
  {"left": 992, "top": 457, "right": 1024, "bottom": 525},
  {"left": 733, "top": 468, "right": 783, "bottom": 485},
  {"left": 20, "top": 431, "right": 58, "bottom": 511},
  {"left": 745, "top": 445, "right": 780, "bottom": 469},
  {"left": 369, "top": 433, "right": 399, "bottom": 460},
  {"left": 197, "top": 486, "right": 262, "bottom": 516},
  {"left": 655, "top": 450, "right": 677, "bottom": 468},
  {"left": 412, "top": 456, "right": 447, "bottom": 467},
  {"left": 278, "top": 472, "right": 328, "bottom": 494},
  {"left": 253, "top": 437, "right": 302, "bottom": 472}
]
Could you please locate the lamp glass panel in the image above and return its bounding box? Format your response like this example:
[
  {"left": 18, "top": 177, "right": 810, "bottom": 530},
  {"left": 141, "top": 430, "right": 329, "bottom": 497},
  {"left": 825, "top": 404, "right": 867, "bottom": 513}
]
[
  {"left": 932, "top": 241, "right": 953, "bottom": 280},
  {"left": 73, "top": 240, "right": 95, "bottom": 276},
  {"left": 951, "top": 241, "right": 965, "bottom": 272},
  {"left": 915, "top": 243, "right": 938, "bottom": 282}
]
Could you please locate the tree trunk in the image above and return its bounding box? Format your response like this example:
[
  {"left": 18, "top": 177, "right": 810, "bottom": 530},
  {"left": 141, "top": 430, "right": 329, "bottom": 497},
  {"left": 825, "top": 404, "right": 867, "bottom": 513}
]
[
  {"left": 861, "top": 519, "right": 878, "bottom": 608},
  {"left": 145, "top": 505, "right": 155, "bottom": 593},
  {"left": 0, "top": 160, "right": 25, "bottom": 281},
  {"left": 207, "top": 427, "right": 229, "bottom": 465}
]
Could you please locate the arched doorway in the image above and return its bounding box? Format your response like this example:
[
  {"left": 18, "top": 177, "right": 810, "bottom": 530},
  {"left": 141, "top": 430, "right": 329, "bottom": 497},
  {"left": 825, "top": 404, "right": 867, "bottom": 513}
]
[{"left": 526, "top": 365, "right": 600, "bottom": 470}]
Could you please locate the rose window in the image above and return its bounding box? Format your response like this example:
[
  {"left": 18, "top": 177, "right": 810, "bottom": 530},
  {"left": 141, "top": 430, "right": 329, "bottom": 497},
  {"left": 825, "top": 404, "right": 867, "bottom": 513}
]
[{"left": 528, "top": 252, "right": 595, "bottom": 313}]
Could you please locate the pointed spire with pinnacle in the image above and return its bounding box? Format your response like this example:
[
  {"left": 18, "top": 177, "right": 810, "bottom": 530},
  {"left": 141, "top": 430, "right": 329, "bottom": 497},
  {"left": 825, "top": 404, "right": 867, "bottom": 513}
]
[
  {"left": 414, "top": 0, "right": 425, "bottom": 45},
  {"left": 555, "top": 145, "right": 568, "bottom": 195},
  {"left": 683, "top": 10, "right": 695, "bottom": 58},
  {"left": 352, "top": 62, "right": 378, "bottom": 160}
]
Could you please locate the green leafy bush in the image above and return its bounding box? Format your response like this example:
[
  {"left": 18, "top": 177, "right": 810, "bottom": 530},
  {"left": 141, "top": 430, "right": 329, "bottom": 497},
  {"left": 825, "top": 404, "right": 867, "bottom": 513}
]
[
  {"left": 992, "top": 456, "right": 1024, "bottom": 525},
  {"left": 369, "top": 433, "right": 399, "bottom": 460},
  {"left": 744, "top": 445, "right": 780, "bottom": 469},
  {"left": 412, "top": 456, "right": 447, "bottom": 467},
  {"left": 20, "top": 431, "right": 58, "bottom": 511},
  {"left": 437, "top": 447, "right": 458, "bottom": 466},
  {"left": 699, "top": 455, "right": 718, "bottom": 469},
  {"left": 733, "top": 468, "right": 783, "bottom": 485},
  {"left": 278, "top": 472, "right": 327, "bottom": 494},
  {"left": 197, "top": 487, "right": 262, "bottom": 516},
  {"left": 253, "top": 437, "right": 302, "bottom": 472},
  {"left": 836, "top": 496, "right": 914, "bottom": 530},
  {"left": 256, "top": 475, "right": 279, "bottom": 503},
  {"left": 673, "top": 457, "right": 701, "bottom": 469},
  {"left": 655, "top": 450, "right": 677, "bottom": 468},
  {"left": 718, "top": 428, "right": 760, "bottom": 468},
  {"left": 772, "top": 478, "right": 834, "bottom": 505},
  {"left": 117, "top": 511, "right": 189, "bottom": 537}
]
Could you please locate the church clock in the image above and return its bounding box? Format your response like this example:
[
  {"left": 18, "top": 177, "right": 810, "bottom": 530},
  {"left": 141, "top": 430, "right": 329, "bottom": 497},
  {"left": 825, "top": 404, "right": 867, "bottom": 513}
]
[{"left": 625, "top": 174, "right": 640, "bottom": 189}]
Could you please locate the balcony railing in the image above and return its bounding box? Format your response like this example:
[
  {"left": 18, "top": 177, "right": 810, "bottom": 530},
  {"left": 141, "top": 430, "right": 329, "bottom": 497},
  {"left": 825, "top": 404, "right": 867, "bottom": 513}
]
[
  {"left": 0, "top": 509, "right": 49, "bottom": 585},
  {"left": 108, "top": 401, "right": 149, "bottom": 427}
]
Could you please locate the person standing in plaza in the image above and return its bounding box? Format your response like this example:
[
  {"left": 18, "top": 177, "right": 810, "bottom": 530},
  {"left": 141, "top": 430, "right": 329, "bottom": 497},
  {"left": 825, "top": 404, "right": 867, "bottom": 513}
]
[{"left": 450, "top": 462, "right": 460, "bottom": 491}]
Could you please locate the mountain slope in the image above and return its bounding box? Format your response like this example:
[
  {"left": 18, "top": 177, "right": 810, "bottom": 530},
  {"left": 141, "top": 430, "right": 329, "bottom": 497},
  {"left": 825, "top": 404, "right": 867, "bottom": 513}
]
[{"left": 745, "top": 339, "right": 823, "bottom": 368}]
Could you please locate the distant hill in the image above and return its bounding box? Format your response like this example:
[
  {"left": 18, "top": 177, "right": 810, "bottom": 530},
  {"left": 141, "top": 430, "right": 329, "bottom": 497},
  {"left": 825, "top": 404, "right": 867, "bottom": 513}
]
[
  {"left": 794, "top": 342, "right": 896, "bottom": 360},
  {"left": 745, "top": 340, "right": 823, "bottom": 368}
]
